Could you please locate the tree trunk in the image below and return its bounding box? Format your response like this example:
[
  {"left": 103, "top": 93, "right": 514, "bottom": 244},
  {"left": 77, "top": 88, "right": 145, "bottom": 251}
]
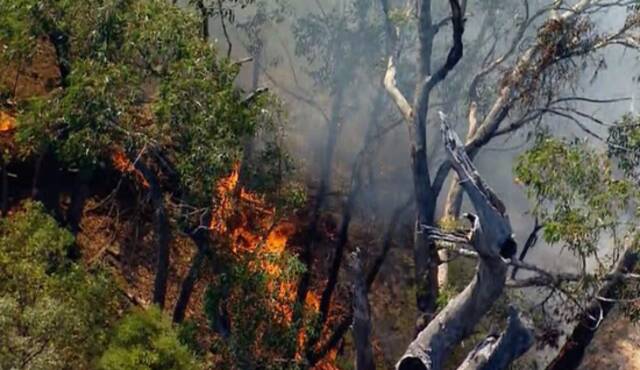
[
  {"left": 411, "top": 0, "right": 440, "bottom": 332},
  {"left": 350, "top": 250, "right": 376, "bottom": 370},
  {"left": 456, "top": 307, "right": 533, "bottom": 370},
  {"left": 133, "top": 158, "right": 171, "bottom": 309},
  {"left": 67, "top": 170, "right": 91, "bottom": 235},
  {"left": 439, "top": 102, "right": 479, "bottom": 286},
  {"left": 296, "top": 84, "right": 344, "bottom": 309},
  {"left": 396, "top": 119, "right": 514, "bottom": 370},
  {"left": 34, "top": 151, "right": 63, "bottom": 222},
  {"left": 197, "top": 1, "right": 209, "bottom": 41},
  {"left": 173, "top": 228, "right": 210, "bottom": 323},
  {"left": 317, "top": 88, "right": 384, "bottom": 334},
  {"left": 546, "top": 248, "right": 639, "bottom": 370},
  {"left": 382, "top": 0, "right": 464, "bottom": 331},
  {"left": 47, "top": 30, "right": 71, "bottom": 87}
]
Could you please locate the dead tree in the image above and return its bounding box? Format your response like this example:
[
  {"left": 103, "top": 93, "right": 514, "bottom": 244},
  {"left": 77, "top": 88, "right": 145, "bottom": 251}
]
[
  {"left": 395, "top": 117, "right": 516, "bottom": 370},
  {"left": 307, "top": 198, "right": 412, "bottom": 366},
  {"left": 173, "top": 222, "right": 212, "bottom": 323},
  {"left": 456, "top": 307, "right": 533, "bottom": 370}
]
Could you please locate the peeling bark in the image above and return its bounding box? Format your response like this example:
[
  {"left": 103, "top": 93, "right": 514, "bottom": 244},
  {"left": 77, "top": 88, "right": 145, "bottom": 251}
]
[{"left": 439, "top": 102, "right": 480, "bottom": 286}]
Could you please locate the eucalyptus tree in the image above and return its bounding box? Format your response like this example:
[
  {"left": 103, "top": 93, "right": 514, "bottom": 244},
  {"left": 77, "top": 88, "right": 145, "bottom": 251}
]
[
  {"left": 0, "top": 0, "right": 280, "bottom": 309},
  {"left": 381, "top": 0, "right": 640, "bottom": 333}
]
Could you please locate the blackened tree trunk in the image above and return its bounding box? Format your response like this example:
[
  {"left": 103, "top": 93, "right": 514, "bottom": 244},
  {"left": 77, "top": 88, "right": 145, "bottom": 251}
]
[
  {"left": 67, "top": 169, "right": 92, "bottom": 234},
  {"left": 296, "top": 83, "right": 345, "bottom": 310},
  {"left": 173, "top": 227, "right": 210, "bottom": 323},
  {"left": 350, "top": 250, "right": 375, "bottom": 370},
  {"left": 546, "top": 248, "right": 639, "bottom": 370},
  {"left": 133, "top": 158, "right": 172, "bottom": 309}
]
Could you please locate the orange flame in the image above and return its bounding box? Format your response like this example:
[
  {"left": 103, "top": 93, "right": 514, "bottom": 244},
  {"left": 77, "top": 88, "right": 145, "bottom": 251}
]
[
  {"left": 0, "top": 111, "right": 16, "bottom": 132},
  {"left": 208, "top": 165, "right": 338, "bottom": 369},
  {"left": 111, "top": 150, "right": 150, "bottom": 188}
]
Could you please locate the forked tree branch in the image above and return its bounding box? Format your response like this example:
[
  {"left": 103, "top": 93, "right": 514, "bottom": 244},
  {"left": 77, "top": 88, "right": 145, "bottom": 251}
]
[{"left": 395, "top": 117, "right": 514, "bottom": 370}]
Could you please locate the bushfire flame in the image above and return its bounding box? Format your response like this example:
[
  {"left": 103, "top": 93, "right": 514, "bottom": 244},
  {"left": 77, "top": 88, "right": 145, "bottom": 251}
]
[
  {"left": 0, "top": 111, "right": 15, "bottom": 132},
  {"left": 111, "top": 149, "right": 150, "bottom": 188},
  {"left": 209, "top": 164, "right": 338, "bottom": 369}
]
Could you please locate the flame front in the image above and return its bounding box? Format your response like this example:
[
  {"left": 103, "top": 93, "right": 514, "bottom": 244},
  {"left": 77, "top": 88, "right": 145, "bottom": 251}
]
[{"left": 209, "top": 165, "right": 338, "bottom": 369}]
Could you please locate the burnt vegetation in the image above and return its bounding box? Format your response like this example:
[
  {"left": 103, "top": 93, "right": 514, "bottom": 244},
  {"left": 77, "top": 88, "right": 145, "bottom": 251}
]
[{"left": 2, "top": 0, "right": 640, "bottom": 369}]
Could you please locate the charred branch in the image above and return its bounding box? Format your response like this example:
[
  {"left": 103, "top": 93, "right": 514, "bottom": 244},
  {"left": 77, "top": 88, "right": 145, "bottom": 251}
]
[
  {"left": 511, "top": 218, "right": 543, "bottom": 279},
  {"left": 307, "top": 199, "right": 411, "bottom": 366}
]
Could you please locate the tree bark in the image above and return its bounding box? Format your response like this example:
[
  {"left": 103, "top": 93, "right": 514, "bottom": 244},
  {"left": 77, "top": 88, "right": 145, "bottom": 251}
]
[
  {"left": 197, "top": 1, "right": 209, "bottom": 41},
  {"left": 350, "top": 249, "right": 376, "bottom": 370},
  {"left": 173, "top": 227, "right": 210, "bottom": 323},
  {"left": 382, "top": 0, "right": 465, "bottom": 331},
  {"left": 67, "top": 170, "right": 91, "bottom": 235},
  {"left": 456, "top": 307, "right": 533, "bottom": 370},
  {"left": 439, "top": 102, "right": 479, "bottom": 286},
  {"left": 47, "top": 30, "right": 71, "bottom": 87},
  {"left": 546, "top": 248, "right": 639, "bottom": 370},
  {"left": 296, "top": 83, "right": 344, "bottom": 310},
  {"left": 411, "top": 0, "right": 440, "bottom": 331},
  {"left": 396, "top": 118, "right": 513, "bottom": 370},
  {"left": 133, "top": 158, "right": 171, "bottom": 309}
]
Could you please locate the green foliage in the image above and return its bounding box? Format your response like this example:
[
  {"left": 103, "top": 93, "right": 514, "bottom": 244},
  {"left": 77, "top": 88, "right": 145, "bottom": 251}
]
[
  {"left": 204, "top": 251, "right": 306, "bottom": 369},
  {"left": 515, "top": 134, "right": 636, "bottom": 257},
  {"left": 2, "top": 0, "right": 285, "bottom": 205},
  {"left": 0, "top": 201, "right": 119, "bottom": 370},
  {"left": 608, "top": 113, "right": 640, "bottom": 176},
  {"left": 99, "top": 307, "right": 201, "bottom": 370}
]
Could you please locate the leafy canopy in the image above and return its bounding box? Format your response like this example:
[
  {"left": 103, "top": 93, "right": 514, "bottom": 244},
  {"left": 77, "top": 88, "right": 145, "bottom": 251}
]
[
  {"left": 0, "top": 202, "right": 119, "bottom": 370},
  {"left": 99, "top": 307, "right": 201, "bottom": 370},
  {"left": 1, "top": 0, "right": 282, "bottom": 203}
]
